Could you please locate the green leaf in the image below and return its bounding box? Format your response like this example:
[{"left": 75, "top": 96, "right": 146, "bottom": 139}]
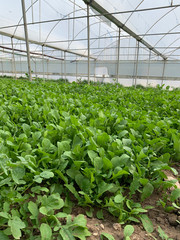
[
  {"left": 72, "top": 227, "right": 91, "bottom": 240},
  {"left": 103, "top": 157, "right": 113, "bottom": 170},
  {"left": 170, "top": 188, "right": 180, "bottom": 202},
  {"left": 131, "top": 208, "right": 147, "bottom": 214},
  {"left": 3, "top": 202, "right": 10, "bottom": 212},
  {"left": 40, "top": 194, "right": 64, "bottom": 215},
  {"left": 8, "top": 216, "right": 25, "bottom": 239},
  {"left": 130, "top": 178, "right": 140, "bottom": 195},
  {"left": 56, "top": 170, "right": 68, "bottom": 184},
  {"left": 172, "top": 134, "right": 180, "bottom": 160},
  {"left": 98, "top": 110, "right": 105, "bottom": 119},
  {"left": 56, "top": 212, "right": 68, "bottom": 218},
  {"left": 65, "top": 183, "right": 80, "bottom": 200},
  {"left": 0, "top": 212, "right": 9, "bottom": 219},
  {"left": 96, "top": 210, "right": 104, "bottom": 220},
  {"left": 111, "top": 170, "right": 129, "bottom": 180},
  {"left": 97, "top": 132, "right": 109, "bottom": 147},
  {"left": 111, "top": 154, "right": 130, "bottom": 168},
  {"left": 94, "top": 157, "right": 103, "bottom": 171},
  {"left": 127, "top": 217, "right": 140, "bottom": 223},
  {"left": 97, "top": 181, "right": 114, "bottom": 198},
  {"left": 157, "top": 226, "right": 169, "bottom": 240},
  {"left": 122, "top": 138, "right": 132, "bottom": 146},
  {"left": 33, "top": 175, "right": 43, "bottom": 183},
  {"left": 88, "top": 150, "right": 98, "bottom": 162},
  {"left": 22, "top": 123, "right": 31, "bottom": 137},
  {"left": 0, "top": 178, "right": 11, "bottom": 187},
  {"left": 28, "top": 201, "right": 38, "bottom": 218},
  {"left": 0, "top": 231, "right": 9, "bottom": 240},
  {"left": 79, "top": 191, "right": 93, "bottom": 204},
  {"left": 140, "top": 214, "right": 154, "bottom": 233},
  {"left": 119, "top": 130, "right": 129, "bottom": 138},
  {"left": 32, "top": 131, "right": 41, "bottom": 142},
  {"left": 59, "top": 228, "right": 75, "bottom": 240},
  {"left": 11, "top": 167, "right": 25, "bottom": 184},
  {"left": 158, "top": 153, "right": 170, "bottom": 164},
  {"left": 114, "top": 194, "right": 124, "bottom": 204},
  {"left": 172, "top": 202, "right": 180, "bottom": 209},
  {"left": 124, "top": 225, "right": 134, "bottom": 237},
  {"left": 40, "top": 171, "right": 54, "bottom": 179},
  {"left": 141, "top": 183, "right": 154, "bottom": 201},
  {"left": 57, "top": 141, "right": 70, "bottom": 157},
  {"left": 75, "top": 174, "right": 90, "bottom": 193},
  {"left": 42, "top": 138, "right": 51, "bottom": 152},
  {"left": 73, "top": 214, "right": 87, "bottom": 228},
  {"left": 40, "top": 223, "right": 52, "bottom": 240},
  {"left": 31, "top": 186, "right": 49, "bottom": 193},
  {"left": 100, "top": 232, "right": 115, "bottom": 240},
  {"left": 86, "top": 208, "right": 93, "bottom": 218},
  {"left": 140, "top": 178, "right": 149, "bottom": 186}
]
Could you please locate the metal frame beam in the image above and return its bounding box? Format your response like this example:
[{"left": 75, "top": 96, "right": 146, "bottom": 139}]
[
  {"left": 147, "top": 50, "right": 151, "bottom": 86},
  {"left": 134, "top": 41, "right": 140, "bottom": 88},
  {"left": 11, "top": 37, "right": 17, "bottom": 79},
  {"left": 161, "top": 60, "right": 166, "bottom": 86},
  {"left": 0, "top": 31, "right": 96, "bottom": 60},
  {"left": 1, "top": 4, "right": 180, "bottom": 31},
  {"left": 83, "top": 0, "right": 167, "bottom": 60},
  {"left": 21, "top": 0, "right": 32, "bottom": 81},
  {"left": 87, "top": 3, "right": 90, "bottom": 84},
  {"left": 116, "top": 28, "right": 121, "bottom": 82}
]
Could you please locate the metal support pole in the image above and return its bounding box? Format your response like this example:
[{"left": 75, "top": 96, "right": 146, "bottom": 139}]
[
  {"left": 161, "top": 60, "right": 166, "bottom": 86},
  {"left": 1, "top": 36, "right": 4, "bottom": 76},
  {"left": 68, "top": 16, "right": 70, "bottom": 41},
  {"left": 42, "top": 45, "right": 45, "bottom": 80},
  {"left": 11, "top": 37, "right": 17, "bottom": 79},
  {"left": 73, "top": 0, "right": 75, "bottom": 39},
  {"left": 134, "top": 41, "right": 140, "bottom": 88},
  {"left": 61, "top": 51, "right": 63, "bottom": 79},
  {"left": 132, "top": 41, "right": 137, "bottom": 86},
  {"left": 94, "top": 59, "right": 96, "bottom": 82},
  {"left": 98, "top": 22, "right": 101, "bottom": 49},
  {"left": 146, "top": 50, "right": 151, "bottom": 87},
  {"left": 64, "top": 51, "right": 67, "bottom": 81},
  {"left": 116, "top": 28, "right": 121, "bottom": 83},
  {"left": 20, "top": 41, "right": 23, "bottom": 77},
  {"left": 21, "top": 0, "right": 32, "bottom": 81},
  {"left": 34, "top": 58, "right": 37, "bottom": 78},
  {"left": 1, "top": 60, "right": 4, "bottom": 76},
  {"left": 87, "top": 4, "right": 90, "bottom": 84},
  {"left": 127, "top": 38, "right": 131, "bottom": 60},
  {"left": 31, "top": 0, "right": 34, "bottom": 22},
  {"left": 39, "top": 0, "right": 41, "bottom": 42},
  {"left": 47, "top": 59, "right": 49, "bottom": 79},
  {"left": 76, "top": 59, "right": 78, "bottom": 81}
]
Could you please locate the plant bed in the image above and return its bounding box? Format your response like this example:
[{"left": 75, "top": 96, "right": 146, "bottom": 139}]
[{"left": 0, "top": 78, "right": 179, "bottom": 239}]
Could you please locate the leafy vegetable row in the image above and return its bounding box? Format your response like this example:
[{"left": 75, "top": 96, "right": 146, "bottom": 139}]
[{"left": 0, "top": 78, "right": 179, "bottom": 239}]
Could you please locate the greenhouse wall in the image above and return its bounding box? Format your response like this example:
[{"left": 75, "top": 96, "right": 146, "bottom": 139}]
[{"left": 1, "top": 60, "right": 180, "bottom": 81}]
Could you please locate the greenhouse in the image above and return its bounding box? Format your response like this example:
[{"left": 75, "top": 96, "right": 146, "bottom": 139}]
[
  {"left": 0, "top": 0, "right": 180, "bottom": 86},
  {"left": 0, "top": 1, "right": 180, "bottom": 240}
]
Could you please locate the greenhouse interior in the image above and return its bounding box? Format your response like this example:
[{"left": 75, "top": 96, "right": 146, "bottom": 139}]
[
  {"left": 0, "top": 0, "right": 180, "bottom": 87},
  {"left": 0, "top": 1, "right": 180, "bottom": 240}
]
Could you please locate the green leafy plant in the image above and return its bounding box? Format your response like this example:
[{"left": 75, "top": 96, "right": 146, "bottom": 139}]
[
  {"left": 0, "top": 77, "right": 179, "bottom": 238},
  {"left": 123, "top": 225, "right": 134, "bottom": 240},
  {"left": 157, "top": 226, "right": 173, "bottom": 240}
]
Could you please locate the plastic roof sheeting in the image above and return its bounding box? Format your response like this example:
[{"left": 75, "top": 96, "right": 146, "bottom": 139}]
[
  {"left": 91, "top": 0, "right": 180, "bottom": 59},
  {"left": 0, "top": 0, "right": 180, "bottom": 61}
]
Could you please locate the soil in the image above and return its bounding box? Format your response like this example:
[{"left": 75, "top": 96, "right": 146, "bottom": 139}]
[{"left": 72, "top": 164, "right": 180, "bottom": 240}]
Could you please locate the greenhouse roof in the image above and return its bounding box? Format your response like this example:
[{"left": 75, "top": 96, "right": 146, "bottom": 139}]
[{"left": 0, "top": 0, "right": 180, "bottom": 61}]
